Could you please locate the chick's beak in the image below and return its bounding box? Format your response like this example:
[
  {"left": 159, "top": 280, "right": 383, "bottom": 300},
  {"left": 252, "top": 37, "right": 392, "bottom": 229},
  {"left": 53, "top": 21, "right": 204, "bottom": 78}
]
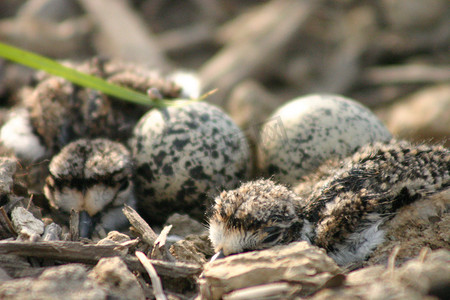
[
  {"left": 79, "top": 210, "right": 94, "bottom": 238},
  {"left": 209, "top": 249, "right": 225, "bottom": 263}
]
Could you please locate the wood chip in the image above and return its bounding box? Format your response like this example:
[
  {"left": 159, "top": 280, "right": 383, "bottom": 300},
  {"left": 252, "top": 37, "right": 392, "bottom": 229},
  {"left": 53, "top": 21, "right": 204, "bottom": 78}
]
[
  {"left": 151, "top": 225, "right": 176, "bottom": 262},
  {"left": 122, "top": 205, "right": 158, "bottom": 247},
  {"left": 11, "top": 206, "right": 44, "bottom": 240},
  {"left": 69, "top": 209, "right": 79, "bottom": 241},
  {"left": 199, "top": 241, "right": 341, "bottom": 299}
]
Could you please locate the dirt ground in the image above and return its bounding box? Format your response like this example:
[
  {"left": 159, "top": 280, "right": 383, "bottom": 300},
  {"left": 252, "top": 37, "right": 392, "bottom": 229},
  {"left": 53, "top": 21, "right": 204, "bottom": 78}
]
[{"left": 0, "top": 0, "right": 449, "bottom": 299}]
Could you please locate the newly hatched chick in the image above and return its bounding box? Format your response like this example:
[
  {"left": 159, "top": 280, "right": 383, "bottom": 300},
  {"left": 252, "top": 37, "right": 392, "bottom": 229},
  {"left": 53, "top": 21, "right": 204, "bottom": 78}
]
[
  {"left": 208, "top": 179, "right": 305, "bottom": 257},
  {"left": 44, "top": 138, "right": 135, "bottom": 237},
  {"left": 0, "top": 58, "right": 193, "bottom": 162},
  {"left": 208, "top": 140, "right": 449, "bottom": 265}
]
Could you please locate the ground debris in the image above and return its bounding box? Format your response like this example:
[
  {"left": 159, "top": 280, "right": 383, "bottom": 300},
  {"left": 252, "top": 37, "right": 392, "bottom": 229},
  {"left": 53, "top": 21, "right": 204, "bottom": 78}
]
[
  {"left": 11, "top": 206, "right": 44, "bottom": 241},
  {"left": 380, "top": 84, "right": 450, "bottom": 147},
  {"left": 42, "top": 222, "right": 62, "bottom": 241},
  {"left": 0, "top": 264, "right": 105, "bottom": 300},
  {"left": 199, "top": 241, "right": 342, "bottom": 299},
  {"left": 0, "top": 157, "right": 16, "bottom": 195},
  {"left": 165, "top": 213, "right": 206, "bottom": 238},
  {"left": 0, "top": 0, "right": 449, "bottom": 298},
  {"left": 123, "top": 204, "right": 158, "bottom": 248},
  {"left": 312, "top": 249, "right": 450, "bottom": 299},
  {"left": 89, "top": 256, "right": 145, "bottom": 300},
  {"left": 170, "top": 234, "right": 214, "bottom": 265}
]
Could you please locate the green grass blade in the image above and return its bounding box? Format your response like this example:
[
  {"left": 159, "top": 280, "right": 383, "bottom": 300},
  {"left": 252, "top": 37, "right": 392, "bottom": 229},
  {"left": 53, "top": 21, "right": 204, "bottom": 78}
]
[{"left": 0, "top": 42, "right": 176, "bottom": 107}]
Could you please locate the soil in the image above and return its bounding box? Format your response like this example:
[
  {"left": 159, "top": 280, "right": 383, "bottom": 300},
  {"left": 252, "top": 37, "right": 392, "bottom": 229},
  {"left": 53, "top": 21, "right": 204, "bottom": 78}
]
[{"left": 0, "top": 0, "right": 449, "bottom": 299}]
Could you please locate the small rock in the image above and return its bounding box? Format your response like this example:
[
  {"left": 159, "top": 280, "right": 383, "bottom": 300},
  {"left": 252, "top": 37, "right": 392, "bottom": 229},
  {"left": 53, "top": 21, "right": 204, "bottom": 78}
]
[
  {"left": 42, "top": 222, "right": 62, "bottom": 241},
  {"left": 96, "top": 230, "right": 131, "bottom": 245},
  {"left": 0, "top": 264, "right": 105, "bottom": 299},
  {"left": 88, "top": 257, "right": 145, "bottom": 300},
  {"left": 11, "top": 206, "right": 44, "bottom": 239},
  {"left": 199, "top": 241, "right": 341, "bottom": 300},
  {"left": 0, "top": 254, "right": 32, "bottom": 278},
  {"left": 382, "top": 85, "right": 450, "bottom": 147},
  {"left": 0, "top": 157, "right": 16, "bottom": 195},
  {"left": 170, "top": 234, "right": 214, "bottom": 265},
  {"left": 165, "top": 213, "right": 206, "bottom": 237}
]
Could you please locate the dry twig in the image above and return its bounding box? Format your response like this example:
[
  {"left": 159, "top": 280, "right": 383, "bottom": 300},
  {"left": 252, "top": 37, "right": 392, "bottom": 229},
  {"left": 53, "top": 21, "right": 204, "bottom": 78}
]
[
  {"left": 136, "top": 251, "right": 168, "bottom": 300},
  {"left": 151, "top": 225, "right": 176, "bottom": 262},
  {"left": 122, "top": 205, "right": 158, "bottom": 247}
]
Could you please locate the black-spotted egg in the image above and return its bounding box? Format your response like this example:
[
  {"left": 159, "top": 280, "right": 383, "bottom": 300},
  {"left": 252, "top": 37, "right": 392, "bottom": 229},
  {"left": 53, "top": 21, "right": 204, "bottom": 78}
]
[{"left": 258, "top": 94, "right": 392, "bottom": 185}]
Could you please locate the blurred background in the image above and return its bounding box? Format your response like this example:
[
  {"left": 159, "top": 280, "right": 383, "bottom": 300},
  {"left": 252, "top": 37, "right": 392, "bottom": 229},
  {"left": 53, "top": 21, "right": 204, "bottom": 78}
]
[{"left": 0, "top": 0, "right": 449, "bottom": 145}]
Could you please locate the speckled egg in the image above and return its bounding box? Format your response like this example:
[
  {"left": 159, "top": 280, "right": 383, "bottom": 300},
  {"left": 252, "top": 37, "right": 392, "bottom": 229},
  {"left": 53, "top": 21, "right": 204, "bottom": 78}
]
[
  {"left": 257, "top": 94, "right": 392, "bottom": 185},
  {"left": 130, "top": 101, "right": 250, "bottom": 224}
]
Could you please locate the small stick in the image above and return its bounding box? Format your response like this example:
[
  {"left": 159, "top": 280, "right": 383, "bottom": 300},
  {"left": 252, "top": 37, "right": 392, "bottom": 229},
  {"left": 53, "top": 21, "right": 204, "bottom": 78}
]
[
  {"left": 0, "top": 207, "right": 16, "bottom": 236},
  {"left": 122, "top": 205, "right": 158, "bottom": 247},
  {"left": 136, "top": 251, "right": 168, "bottom": 300},
  {"left": 26, "top": 194, "right": 34, "bottom": 210},
  {"left": 387, "top": 245, "right": 401, "bottom": 278},
  {"left": 418, "top": 247, "right": 431, "bottom": 263}
]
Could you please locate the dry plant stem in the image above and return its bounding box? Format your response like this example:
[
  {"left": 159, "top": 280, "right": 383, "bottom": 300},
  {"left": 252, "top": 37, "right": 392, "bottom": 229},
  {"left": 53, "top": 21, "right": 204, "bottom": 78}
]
[
  {"left": 387, "top": 245, "right": 401, "bottom": 278},
  {"left": 136, "top": 251, "right": 168, "bottom": 300},
  {"left": 155, "top": 225, "right": 172, "bottom": 248},
  {"left": 122, "top": 205, "right": 158, "bottom": 246},
  {"left": 78, "top": 0, "right": 171, "bottom": 69},
  {"left": 418, "top": 247, "right": 431, "bottom": 263}
]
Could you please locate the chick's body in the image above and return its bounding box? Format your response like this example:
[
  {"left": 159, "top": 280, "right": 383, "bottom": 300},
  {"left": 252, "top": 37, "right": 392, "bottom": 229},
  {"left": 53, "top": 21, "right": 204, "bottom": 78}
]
[
  {"left": 208, "top": 140, "right": 450, "bottom": 265},
  {"left": 44, "top": 138, "right": 135, "bottom": 236}
]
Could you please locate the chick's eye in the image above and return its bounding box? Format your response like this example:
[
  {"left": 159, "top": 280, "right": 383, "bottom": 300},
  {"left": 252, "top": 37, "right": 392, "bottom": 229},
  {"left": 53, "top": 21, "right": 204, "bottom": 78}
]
[
  {"left": 262, "top": 232, "right": 281, "bottom": 244},
  {"left": 262, "top": 227, "right": 282, "bottom": 244}
]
